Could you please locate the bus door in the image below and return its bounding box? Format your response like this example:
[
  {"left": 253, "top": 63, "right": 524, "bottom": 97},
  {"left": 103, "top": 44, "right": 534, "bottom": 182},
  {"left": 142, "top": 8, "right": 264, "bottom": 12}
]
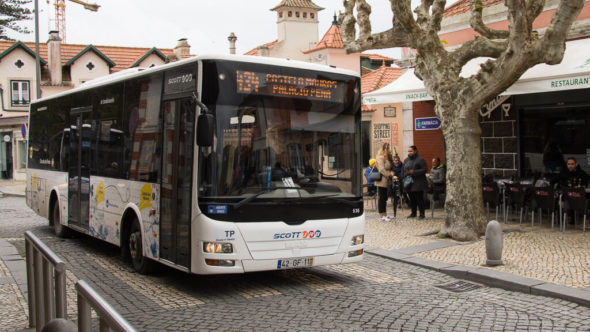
[
  {"left": 68, "top": 107, "right": 92, "bottom": 230},
  {"left": 159, "top": 98, "right": 195, "bottom": 267}
]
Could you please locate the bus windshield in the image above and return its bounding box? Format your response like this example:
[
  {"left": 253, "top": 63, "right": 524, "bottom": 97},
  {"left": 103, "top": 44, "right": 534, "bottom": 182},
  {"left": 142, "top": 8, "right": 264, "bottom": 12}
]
[{"left": 198, "top": 61, "right": 361, "bottom": 203}]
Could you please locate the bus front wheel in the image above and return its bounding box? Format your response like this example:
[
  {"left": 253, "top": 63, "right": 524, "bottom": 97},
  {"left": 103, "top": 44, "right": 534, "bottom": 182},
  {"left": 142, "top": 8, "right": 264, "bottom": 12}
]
[
  {"left": 129, "top": 218, "right": 152, "bottom": 274},
  {"left": 52, "top": 201, "right": 69, "bottom": 238}
]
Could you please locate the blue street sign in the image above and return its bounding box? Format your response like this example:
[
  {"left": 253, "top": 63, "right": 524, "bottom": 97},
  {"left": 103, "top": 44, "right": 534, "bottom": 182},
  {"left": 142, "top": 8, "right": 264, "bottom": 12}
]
[{"left": 415, "top": 117, "right": 441, "bottom": 130}]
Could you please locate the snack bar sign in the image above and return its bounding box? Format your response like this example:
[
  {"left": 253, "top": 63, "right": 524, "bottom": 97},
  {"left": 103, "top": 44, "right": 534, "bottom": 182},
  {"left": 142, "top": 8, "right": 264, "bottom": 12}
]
[{"left": 415, "top": 117, "right": 441, "bottom": 131}]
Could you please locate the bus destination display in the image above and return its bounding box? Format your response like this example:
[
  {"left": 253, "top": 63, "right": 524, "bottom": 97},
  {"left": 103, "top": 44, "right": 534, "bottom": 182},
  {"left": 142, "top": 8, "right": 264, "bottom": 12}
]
[{"left": 236, "top": 70, "right": 343, "bottom": 102}]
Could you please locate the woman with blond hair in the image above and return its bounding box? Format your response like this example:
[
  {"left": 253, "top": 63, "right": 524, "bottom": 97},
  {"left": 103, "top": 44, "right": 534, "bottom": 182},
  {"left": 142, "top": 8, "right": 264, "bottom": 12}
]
[{"left": 375, "top": 142, "right": 394, "bottom": 221}]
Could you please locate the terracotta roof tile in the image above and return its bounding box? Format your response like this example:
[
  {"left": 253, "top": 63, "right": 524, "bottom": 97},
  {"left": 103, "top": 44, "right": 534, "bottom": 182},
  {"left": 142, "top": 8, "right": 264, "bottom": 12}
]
[
  {"left": 360, "top": 53, "right": 395, "bottom": 62},
  {"left": 303, "top": 23, "right": 343, "bottom": 53},
  {"left": 443, "top": 0, "right": 503, "bottom": 18},
  {"left": 361, "top": 67, "right": 373, "bottom": 76},
  {"left": 271, "top": 0, "right": 323, "bottom": 11},
  {"left": 244, "top": 40, "right": 279, "bottom": 56},
  {"left": 361, "top": 65, "right": 402, "bottom": 94},
  {"left": 362, "top": 104, "right": 376, "bottom": 112},
  {"left": 0, "top": 40, "right": 188, "bottom": 73}
]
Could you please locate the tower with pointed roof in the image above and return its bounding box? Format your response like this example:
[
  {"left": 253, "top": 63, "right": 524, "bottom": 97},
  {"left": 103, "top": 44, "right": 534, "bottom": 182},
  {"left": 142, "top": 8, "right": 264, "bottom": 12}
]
[{"left": 270, "top": 0, "right": 323, "bottom": 61}]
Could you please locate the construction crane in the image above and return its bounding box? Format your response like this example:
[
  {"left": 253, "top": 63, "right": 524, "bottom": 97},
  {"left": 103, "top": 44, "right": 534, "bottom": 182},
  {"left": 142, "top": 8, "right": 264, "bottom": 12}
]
[{"left": 48, "top": 0, "right": 100, "bottom": 42}]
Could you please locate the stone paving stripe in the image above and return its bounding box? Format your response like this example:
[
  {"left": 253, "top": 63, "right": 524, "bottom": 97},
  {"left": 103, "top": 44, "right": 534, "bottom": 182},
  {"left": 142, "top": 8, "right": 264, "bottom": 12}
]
[
  {"left": 323, "top": 263, "right": 403, "bottom": 284},
  {"left": 287, "top": 270, "right": 347, "bottom": 291},
  {"left": 89, "top": 254, "right": 205, "bottom": 309},
  {"left": 395, "top": 241, "right": 458, "bottom": 255},
  {"left": 231, "top": 280, "right": 282, "bottom": 299},
  {"left": 531, "top": 283, "right": 590, "bottom": 308}
]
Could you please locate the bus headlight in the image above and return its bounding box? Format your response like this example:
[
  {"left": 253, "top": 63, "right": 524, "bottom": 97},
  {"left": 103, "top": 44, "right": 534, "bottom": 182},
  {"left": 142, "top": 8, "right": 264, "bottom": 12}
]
[
  {"left": 351, "top": 235, "right": 364, "bottom": 246},
  {"left": 203, "top": 242, "right": 233, "bottom": 253}
]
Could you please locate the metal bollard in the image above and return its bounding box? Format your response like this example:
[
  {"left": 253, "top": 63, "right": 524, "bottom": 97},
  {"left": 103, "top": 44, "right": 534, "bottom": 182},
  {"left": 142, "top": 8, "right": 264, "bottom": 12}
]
[{"left": 485, "top": 220, "right": 503, "bottom": 266}]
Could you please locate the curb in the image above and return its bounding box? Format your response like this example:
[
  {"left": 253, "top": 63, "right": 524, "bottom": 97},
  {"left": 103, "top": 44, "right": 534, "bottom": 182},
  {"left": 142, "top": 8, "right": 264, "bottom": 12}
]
[
  {"left": 365, "top": 246, "right": 590, "bottom": 308},
  {"left": 0, "top": 238, "right": 28, "bottom": 299}
]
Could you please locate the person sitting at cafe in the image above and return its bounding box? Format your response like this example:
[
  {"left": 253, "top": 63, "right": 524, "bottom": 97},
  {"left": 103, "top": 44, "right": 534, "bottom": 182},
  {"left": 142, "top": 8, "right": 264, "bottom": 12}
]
[
  {"left": 558, "top": 157, "right": 588, "bottom": 224},
  {"left": 558, "top": 157, "right": 588, "bottom": 188}
]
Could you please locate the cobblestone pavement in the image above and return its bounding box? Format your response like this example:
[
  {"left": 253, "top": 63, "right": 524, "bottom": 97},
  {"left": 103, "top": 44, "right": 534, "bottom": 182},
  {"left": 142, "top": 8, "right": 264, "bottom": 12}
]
[
  {"left": 363, "top": 201, "right": 590, "bottom": 290},
  {"left": 2, "top": 185, "right": 590, "bottom": 331}
]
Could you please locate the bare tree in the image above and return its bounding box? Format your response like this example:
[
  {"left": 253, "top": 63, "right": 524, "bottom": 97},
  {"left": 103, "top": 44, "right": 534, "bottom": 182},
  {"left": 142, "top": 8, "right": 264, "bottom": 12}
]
[
  {"left": 0, "top": 0, "right": 32, "bottom": 40},
  {"left": 341, "top": 0, "right": 584, "bottom": 240}
]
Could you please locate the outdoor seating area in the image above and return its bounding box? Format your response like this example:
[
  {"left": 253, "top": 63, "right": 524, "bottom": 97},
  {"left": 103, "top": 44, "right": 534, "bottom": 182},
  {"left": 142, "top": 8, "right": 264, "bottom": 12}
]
[{"left": 482, "top": 178, "right": 589, "bottom": 233}]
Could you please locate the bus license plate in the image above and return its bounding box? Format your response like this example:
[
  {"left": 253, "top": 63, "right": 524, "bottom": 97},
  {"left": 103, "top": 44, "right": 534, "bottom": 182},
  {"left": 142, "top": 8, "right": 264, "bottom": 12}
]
[{"left": 277, "top": 257, "right": 313, "bottom": 269}]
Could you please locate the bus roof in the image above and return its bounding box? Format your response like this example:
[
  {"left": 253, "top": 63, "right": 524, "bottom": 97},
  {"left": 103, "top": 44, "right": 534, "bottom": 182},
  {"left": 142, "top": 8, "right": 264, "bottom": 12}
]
[{"left": 31, "top": 54, "right": 360, "bottom": 105}]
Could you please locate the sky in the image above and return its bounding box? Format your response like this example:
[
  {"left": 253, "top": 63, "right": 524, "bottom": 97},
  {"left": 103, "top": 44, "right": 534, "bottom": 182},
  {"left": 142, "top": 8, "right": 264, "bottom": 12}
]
[{"left": 10, "top": 0, "right": 403, "bottom": 58}]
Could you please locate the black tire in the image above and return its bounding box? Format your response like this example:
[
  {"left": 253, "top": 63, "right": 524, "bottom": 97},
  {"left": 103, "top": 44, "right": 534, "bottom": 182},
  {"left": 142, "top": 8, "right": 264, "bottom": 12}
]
[
  {"left": 52, "top": 201, "right": 69, "bottom": 238},
  {"left": 129, "top": 218, "right": 153, "bottom": 274}
]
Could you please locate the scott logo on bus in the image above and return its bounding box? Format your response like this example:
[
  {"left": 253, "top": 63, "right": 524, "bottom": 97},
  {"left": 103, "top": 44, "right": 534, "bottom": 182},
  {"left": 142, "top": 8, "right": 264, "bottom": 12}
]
[{"left": 273, "top": 230, "right": 321, "bottom": 240}]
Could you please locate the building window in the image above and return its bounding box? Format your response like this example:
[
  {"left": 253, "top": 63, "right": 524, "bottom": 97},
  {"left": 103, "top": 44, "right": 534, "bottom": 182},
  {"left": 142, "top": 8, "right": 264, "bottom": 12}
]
[
  {"left": 14, "top": 59, "right": 25, "bottom": 69},
  {"left": 303, "top": 12, "right": 307, "bottom": 18},
  {"left": 10, "top": 81, "right": 30, "bottom": 107},
  {"left": 295, "top": 11, "right": 300, "bottom": 18},
  {"left": 288, "top": 11, "right": 292, "bottom": 17},
  {"left": 86, "top": 62, "right": 95, "bottom": 71},
  {"left": 279, "top": 11, "right": 283, "bottom": 18},
  {"left": 310, "top": 13, "right": 315, "bottom": 19}
]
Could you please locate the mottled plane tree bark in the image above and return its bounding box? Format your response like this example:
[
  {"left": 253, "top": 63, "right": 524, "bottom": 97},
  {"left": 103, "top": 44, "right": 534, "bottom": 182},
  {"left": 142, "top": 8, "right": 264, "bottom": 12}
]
[{"left": 341, "top": 0, "right": 584, "bottom": 240}]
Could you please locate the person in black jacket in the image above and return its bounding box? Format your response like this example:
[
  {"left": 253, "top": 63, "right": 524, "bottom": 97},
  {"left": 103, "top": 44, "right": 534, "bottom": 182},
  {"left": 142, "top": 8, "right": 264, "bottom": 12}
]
[
  {"left": 558, "top": 157, "right": 588, "bottom": 188},
  {"left": 402, "top": 145, "right": 428, "bottom": 219}
]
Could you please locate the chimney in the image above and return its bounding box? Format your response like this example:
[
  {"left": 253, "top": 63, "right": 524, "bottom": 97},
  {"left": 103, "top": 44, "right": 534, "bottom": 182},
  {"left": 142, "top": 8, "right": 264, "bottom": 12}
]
[
  {"left": 48, "top": 30, "right": 62, "bottom": 85},
  {"left": 258, "top": 45, "right": 269, "bottom": 57},
  {"left": 174, "top": 38, "right": 190, "bottom": 59},
  {"left": 227, "top": 32, "right": 237, "bottom": 55}
]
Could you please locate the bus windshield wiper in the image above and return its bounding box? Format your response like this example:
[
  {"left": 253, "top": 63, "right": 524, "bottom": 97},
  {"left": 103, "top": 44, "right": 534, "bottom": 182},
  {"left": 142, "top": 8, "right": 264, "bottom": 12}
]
[{"left": 232, "top": 187, "right": 306, "bottom": 209}]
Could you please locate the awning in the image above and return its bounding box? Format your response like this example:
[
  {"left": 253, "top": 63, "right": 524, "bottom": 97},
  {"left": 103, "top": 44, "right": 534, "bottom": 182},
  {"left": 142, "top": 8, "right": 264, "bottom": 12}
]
[{"left": 363, "top": 38, "right": 590, "bottom": 105}]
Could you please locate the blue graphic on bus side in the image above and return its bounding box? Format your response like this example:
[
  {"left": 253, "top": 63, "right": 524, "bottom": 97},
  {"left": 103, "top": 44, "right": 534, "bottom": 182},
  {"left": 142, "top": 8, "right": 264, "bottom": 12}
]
[{"left": 208, "top": 205, "right": 228, "bottom": 214}]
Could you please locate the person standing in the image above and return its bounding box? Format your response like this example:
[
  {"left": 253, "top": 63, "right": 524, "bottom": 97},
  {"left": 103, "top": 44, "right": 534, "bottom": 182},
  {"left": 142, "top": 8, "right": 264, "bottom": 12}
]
[
  {"left": 402, "top": 145, "right": 428, "bottom": 219},
  {"left": 364, "top": 158, "right": 377, "bottom": 195},
  {"left": 428, "top": 157, "right": 446, "bottom": 201},
  {"left": 375, "top": 143, "right": 394, "bottom": 222},
  {"left": 390, "top": 155, "right": 403, "bottom": 217}
]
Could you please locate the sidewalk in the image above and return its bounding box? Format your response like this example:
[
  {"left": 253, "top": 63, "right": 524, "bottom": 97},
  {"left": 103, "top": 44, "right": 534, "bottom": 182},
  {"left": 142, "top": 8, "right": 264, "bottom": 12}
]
[
  {"left": 363, "top": 201, "right": 590, "bottom": 307},
  {"left": 1, "top": 182, "right": 589, "bottom": 330}
]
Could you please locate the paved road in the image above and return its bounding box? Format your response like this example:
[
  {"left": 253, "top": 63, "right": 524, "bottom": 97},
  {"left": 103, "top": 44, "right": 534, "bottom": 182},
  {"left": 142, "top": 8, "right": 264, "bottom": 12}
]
[{"left": 2, "top": 196, "right": 590, "bottom": 331}]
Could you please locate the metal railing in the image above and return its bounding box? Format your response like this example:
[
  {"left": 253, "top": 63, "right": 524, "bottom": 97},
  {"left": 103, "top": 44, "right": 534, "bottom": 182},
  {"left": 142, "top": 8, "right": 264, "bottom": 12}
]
[
  {"left": 25, "top": 230, "right": 136, "bottom": 332},
  {"left": 76, "top": 280, "right": 136, "bottom": 332},
  {"left": 25, "top": 231, "right": 67, "bottom": 331}
]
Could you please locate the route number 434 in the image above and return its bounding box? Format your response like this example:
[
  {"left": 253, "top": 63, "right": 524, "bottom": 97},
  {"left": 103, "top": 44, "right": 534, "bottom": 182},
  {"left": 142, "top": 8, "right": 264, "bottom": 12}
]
[{"left": 352, "top": 208, "right": 360, "bottom": 214}]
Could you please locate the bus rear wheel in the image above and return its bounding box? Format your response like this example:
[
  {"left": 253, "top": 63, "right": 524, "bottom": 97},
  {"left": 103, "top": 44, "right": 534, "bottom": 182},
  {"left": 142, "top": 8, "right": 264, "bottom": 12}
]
[
  {"left": 129, "top": 218, "right": 152, "bottom": 274},
  {"left": 52, "top": 202, "right": 69, "bottom": 238}
]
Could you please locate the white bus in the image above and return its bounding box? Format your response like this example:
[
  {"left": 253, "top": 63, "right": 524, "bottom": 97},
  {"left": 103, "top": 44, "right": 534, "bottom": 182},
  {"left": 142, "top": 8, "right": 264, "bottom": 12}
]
[{"left": 26, "top": 55, "right": 364, "bottom": 274}]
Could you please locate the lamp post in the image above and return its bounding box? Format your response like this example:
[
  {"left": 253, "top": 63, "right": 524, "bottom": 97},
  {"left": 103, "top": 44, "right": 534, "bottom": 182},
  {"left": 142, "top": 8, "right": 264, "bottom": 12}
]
[{"left": 34, "top": 0, "right": 42, "bottom": 99}]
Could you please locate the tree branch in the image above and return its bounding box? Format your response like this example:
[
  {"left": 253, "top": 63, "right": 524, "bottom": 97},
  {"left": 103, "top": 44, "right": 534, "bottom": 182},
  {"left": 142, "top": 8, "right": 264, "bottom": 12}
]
[
  {"left": 469, "top": 0, "right": 509, "bottom": 39},
  {"left": 452, "top": 37, "right": 507, "bottom": 67},
  {"left": 538, "top": 0, "right": 584, "bottom": 64}
]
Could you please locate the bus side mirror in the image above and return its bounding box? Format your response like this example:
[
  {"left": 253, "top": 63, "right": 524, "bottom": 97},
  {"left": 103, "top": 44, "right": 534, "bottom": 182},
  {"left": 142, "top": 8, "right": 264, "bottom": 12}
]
[{"left": 197, "top": 113, "right": 215, "bottom": 147}]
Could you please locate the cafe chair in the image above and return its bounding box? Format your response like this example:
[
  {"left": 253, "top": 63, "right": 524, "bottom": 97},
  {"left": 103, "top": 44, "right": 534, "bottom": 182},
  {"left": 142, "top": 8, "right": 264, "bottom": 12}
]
[
  {"left": 561, "top": 187, "right": 588, "bottom": 233},
  {"left": 530, "top": 187, "right": 557, "bottom": 230},
  {"left": 505, "top": 183, "right": 531, "bottom": 225}
]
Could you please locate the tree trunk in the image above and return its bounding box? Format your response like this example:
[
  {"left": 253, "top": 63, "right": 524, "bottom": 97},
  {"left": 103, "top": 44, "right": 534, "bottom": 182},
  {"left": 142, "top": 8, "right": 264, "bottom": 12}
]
[{"left": 437, "top": 102, "right": 487, "bottom": 241}]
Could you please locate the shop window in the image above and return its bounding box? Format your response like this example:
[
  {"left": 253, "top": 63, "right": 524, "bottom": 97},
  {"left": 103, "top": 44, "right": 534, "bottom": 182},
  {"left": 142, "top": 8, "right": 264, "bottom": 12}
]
[
  {"left": 10, "top": 80, "right": 30, "bottom": 107},
  {"left": 17, "top": 140, "right": 27, "bottom": 169}
]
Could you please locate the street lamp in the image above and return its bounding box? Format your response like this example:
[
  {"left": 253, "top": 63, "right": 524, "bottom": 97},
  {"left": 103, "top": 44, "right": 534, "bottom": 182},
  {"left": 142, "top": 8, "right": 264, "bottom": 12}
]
[{"left": 34, "top": 0, "right": 42, "bottom": 99}]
